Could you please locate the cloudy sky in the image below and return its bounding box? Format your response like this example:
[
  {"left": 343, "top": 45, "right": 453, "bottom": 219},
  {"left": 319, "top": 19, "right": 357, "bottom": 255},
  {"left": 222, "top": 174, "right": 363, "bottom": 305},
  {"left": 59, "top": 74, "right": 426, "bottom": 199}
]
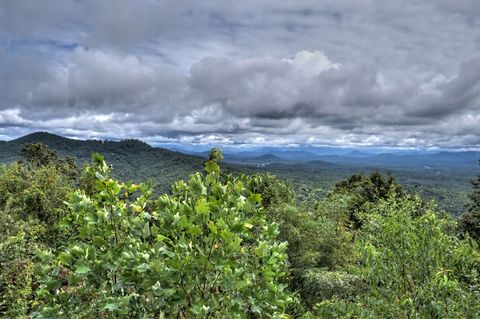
[{"left": 1, "top": 0, "right": 480, "bottom": 149}]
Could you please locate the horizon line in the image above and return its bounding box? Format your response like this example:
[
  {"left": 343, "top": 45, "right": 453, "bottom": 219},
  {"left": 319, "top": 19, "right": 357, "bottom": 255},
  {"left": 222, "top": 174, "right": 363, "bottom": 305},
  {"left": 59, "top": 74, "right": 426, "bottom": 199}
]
[{"left": 2, "top": 131, "right": 480, "bottom": 153}]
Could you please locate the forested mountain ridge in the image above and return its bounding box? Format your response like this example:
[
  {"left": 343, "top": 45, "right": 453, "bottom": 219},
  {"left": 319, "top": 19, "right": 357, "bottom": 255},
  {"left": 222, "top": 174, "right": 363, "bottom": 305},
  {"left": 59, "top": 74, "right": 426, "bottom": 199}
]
[
  {"left": 0, "top": 132, "right": 476, "bottom": 215},
  {"left": 0, "top": 132, "right": 206, "bottom": 193},
  {"left": 0, "top": 132, "right": 197, "bottom": 162}
]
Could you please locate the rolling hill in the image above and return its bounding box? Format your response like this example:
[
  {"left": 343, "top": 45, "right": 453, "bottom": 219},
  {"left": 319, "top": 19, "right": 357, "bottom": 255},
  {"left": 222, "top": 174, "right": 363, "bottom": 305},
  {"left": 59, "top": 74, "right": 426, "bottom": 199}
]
[
  {"left": 0, "top": 132, "right": 477, "bottom": 216},
  {"left": 0, "top": 132, "right": 206, "bottom": 193}
]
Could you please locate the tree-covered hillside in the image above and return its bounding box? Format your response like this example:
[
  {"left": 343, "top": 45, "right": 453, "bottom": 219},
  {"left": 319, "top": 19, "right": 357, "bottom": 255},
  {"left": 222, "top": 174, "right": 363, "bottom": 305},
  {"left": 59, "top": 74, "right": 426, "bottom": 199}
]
[
  {"left": 0, "top": 132, "right": 476, "bottom": 215},
  {"left": 0, "top": 132, "right": 206, "bottom": 193},
  {"left": 0, "top": 143, "right": 479, "bottom": 318}
]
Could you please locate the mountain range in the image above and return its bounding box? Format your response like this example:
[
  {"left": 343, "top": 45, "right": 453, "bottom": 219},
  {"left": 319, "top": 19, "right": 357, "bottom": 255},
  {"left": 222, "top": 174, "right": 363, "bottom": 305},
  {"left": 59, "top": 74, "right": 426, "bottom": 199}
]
[{"left": 1, "top": 132, "right": 478, "bottom": 216}]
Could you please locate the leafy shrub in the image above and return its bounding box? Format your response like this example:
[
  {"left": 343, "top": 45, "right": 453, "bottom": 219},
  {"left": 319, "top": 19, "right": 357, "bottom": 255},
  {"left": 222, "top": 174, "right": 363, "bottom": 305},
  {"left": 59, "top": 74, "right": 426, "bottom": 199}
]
[
  {"left": 255, "top": 174, "right": 357, "bottom": 310},
  {"left": 459, "top": 161, "right": 480, "bottom": 243},
  {"left": 298, "top": 269, "right": 363, "bottom": 308},
  {"left": 34, "top": 150, "right": 292, "bottom": 318},
  {"left": 333, "top": 172, "right": 404, "bottom": 229},
  {"left": 0, "top": 213, "right": 46, "bottom": 317},
  {"left": 0, "top": 144, "right": 78, "bottom": 317},
  {"left": 315, "top": 193, "right": 480, "bottom": 318}
]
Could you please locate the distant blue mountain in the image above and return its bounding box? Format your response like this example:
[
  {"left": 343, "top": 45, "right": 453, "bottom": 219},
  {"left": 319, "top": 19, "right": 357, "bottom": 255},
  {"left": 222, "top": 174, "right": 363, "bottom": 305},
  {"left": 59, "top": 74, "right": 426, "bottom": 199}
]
[
  {"left": 155, "top": 142, "right": 479, "bottom": 169},
  {"left": 3, "top": 132, "right": 477, "bottom": 216}
]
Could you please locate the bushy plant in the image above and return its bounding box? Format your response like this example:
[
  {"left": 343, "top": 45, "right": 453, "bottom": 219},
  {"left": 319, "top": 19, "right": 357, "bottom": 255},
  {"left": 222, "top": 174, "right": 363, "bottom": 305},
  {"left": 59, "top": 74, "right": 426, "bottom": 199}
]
[
  {"left": 34, "top": 150, "right": 292, "bottom": 318},
  {"left": 0, "top": 213, "right": 46, "bottom": 317},
  {"left": 333, "top": 172, "right": 405, "bottom": 229},
  {"left": 459, "top": 160, "right": 480, "bottom": 243},
  {"left": 0, "top": 144, "right": 78, "bottom": 317},
  {"left": 315, "top": 193, "right": 480, "bottom": 318},
  {"left": 255, "top": 175, "right": 357, "bottom": 310}
]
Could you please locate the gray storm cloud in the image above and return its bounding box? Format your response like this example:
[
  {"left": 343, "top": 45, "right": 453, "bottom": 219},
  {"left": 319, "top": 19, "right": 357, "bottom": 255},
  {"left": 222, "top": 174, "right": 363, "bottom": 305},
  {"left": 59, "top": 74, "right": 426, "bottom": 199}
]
[{"left": 0, "top": 0, "right": 479, "bottom": 148}]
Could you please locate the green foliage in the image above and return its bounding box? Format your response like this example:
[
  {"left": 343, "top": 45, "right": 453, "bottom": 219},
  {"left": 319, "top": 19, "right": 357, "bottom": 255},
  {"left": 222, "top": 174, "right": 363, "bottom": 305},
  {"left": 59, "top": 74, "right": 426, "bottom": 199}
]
[
  {"left": 299, "top": 269, "right": 363, "bottom": 303},
  {"left": 20, "top": 143, "right": 58, "bottom": 167},
  {"left": 459, "top": 160, "right": 480, "bottom": 243},
  {"left": 20, "top": 143, "right": 78, "bottom": 180},
  {"left": 253, "top": 174, "right": 343, "bottom": 271},
  {"left": 333, "top": 171, "right": 405, "bottom": 229},
  {"left": 279, "top": 195, "right": 357, "bottom": 309},
  {"left": 0, "top": 212, "right": 46, "bottom": 317},
  {"left": 0, "top": 144, "right": 78, "bottom": 317},
  {"left": 0, "top": 132, "right": 474, "bottom": 216},
  {"left": 254, "top": 174, "right": 356, "bottom": 310},
  {"left": 467, "top": 161, "right": 480, "bottom": 210},
  {"left": 253, "top": 174, "right": 296, "bottom": 210},
  {"left": 34, "top": 152, "right": 292, "bottom": 318},
  {"left": 334, "top": 171, "right": 404, "bottom": 200},
  {"left": 315, "top": 194, "right": 480, "bottom": 318},
  {"left": 0, "top": 143, "right": 478, "bottom": 318},
  {"left": 0, "top": 144, "right": 78, "bottom": 230},
  {"left": 459, "top": 210, "right": 480, "bottom": 243}
]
